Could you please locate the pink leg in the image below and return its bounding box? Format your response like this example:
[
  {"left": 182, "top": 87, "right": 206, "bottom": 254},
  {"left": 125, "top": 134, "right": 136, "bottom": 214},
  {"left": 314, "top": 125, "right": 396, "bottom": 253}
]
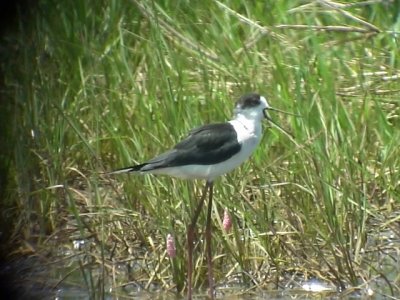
[
  {"left": 187, "top": 180, "right": 211, "bottom": 300},
  {"left": 205, "top": 181, "right": 214, "bottom": 299}
]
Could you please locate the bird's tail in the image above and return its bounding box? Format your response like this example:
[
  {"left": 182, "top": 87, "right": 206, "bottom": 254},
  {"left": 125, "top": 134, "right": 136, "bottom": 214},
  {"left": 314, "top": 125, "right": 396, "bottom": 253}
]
[{"left": 108, "top": 163, "right": 147, "bottom": 175}]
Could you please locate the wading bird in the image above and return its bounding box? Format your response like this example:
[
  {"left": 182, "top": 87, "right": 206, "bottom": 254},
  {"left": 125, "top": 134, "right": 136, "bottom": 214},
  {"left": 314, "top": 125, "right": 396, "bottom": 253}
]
[{"left": 110, "top": 93, "right": 292, "bottom": 299}]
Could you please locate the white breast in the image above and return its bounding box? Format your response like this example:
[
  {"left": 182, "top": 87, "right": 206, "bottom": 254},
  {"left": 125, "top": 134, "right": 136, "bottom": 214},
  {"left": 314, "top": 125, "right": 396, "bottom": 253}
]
[{"left": 227, "top": 118, "right": 262, "bottom": 165}]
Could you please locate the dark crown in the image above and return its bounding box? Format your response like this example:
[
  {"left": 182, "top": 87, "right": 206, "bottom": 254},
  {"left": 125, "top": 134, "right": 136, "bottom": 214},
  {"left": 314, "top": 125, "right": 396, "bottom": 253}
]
[{"left": 235, "top": 93, "right": 261, "bottom": 109}]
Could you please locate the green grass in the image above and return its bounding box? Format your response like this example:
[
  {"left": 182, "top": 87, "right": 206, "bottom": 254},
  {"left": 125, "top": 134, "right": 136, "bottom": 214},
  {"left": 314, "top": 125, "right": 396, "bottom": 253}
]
[{"left": 1, "top": 0, "right": 400, "bottom": 298}]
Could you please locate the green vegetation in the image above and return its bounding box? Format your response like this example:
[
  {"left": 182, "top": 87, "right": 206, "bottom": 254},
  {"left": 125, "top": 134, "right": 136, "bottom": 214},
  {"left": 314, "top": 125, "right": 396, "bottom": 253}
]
[{"left": 1, "top": 0, "right": 399, "bottom": 298}]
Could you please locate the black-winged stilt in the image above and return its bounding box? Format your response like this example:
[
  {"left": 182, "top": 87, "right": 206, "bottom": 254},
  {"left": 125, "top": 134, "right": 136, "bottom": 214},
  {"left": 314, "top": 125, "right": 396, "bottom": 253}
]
[{"left": 110, "top": 93, "right": 292, "bottom": 299}]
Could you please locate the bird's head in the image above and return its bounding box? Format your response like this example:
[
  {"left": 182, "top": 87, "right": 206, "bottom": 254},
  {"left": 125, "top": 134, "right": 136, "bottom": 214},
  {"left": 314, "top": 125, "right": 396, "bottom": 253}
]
[
  {"left": 234, "top": 93, "right": 268, "bottom": 121},
  {"left": 235, "top": 93, "right": 298, "bottom": 137}
]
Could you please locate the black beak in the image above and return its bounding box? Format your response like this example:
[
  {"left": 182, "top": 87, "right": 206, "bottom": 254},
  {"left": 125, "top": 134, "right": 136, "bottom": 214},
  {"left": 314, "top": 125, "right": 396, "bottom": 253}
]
[
  {"left": 263, "top": 107, "right": 300, "bottom": 138},
  {"left": 266, "top": 107, "right": 301, "bottom": 117}
]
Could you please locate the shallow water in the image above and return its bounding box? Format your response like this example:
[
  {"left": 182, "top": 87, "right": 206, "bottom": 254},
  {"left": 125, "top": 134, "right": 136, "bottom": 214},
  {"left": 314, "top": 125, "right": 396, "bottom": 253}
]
[
  {"left": 3, "top": 216, "right": 399, "bottom": 300},
  {"left": 2, "top": 252, "right": 394, "bottom": 300}
]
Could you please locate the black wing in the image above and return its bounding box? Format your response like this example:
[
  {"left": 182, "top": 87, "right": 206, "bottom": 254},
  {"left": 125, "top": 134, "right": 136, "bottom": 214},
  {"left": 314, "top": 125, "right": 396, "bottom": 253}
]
[{"left": 142, "top": 123, "right": 241, "bottom": 170}]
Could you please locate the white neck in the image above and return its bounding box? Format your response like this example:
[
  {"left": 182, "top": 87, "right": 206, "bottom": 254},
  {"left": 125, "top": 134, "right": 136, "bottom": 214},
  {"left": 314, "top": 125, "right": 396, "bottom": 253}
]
[{"left": 232, "top": 111, "right": 263, "bottom": 137}]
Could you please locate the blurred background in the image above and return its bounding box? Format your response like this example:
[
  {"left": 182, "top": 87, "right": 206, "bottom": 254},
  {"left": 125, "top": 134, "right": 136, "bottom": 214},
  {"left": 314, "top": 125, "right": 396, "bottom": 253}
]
[{"left": 1, "top": 0, "right": 399, "bottom": 298}]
